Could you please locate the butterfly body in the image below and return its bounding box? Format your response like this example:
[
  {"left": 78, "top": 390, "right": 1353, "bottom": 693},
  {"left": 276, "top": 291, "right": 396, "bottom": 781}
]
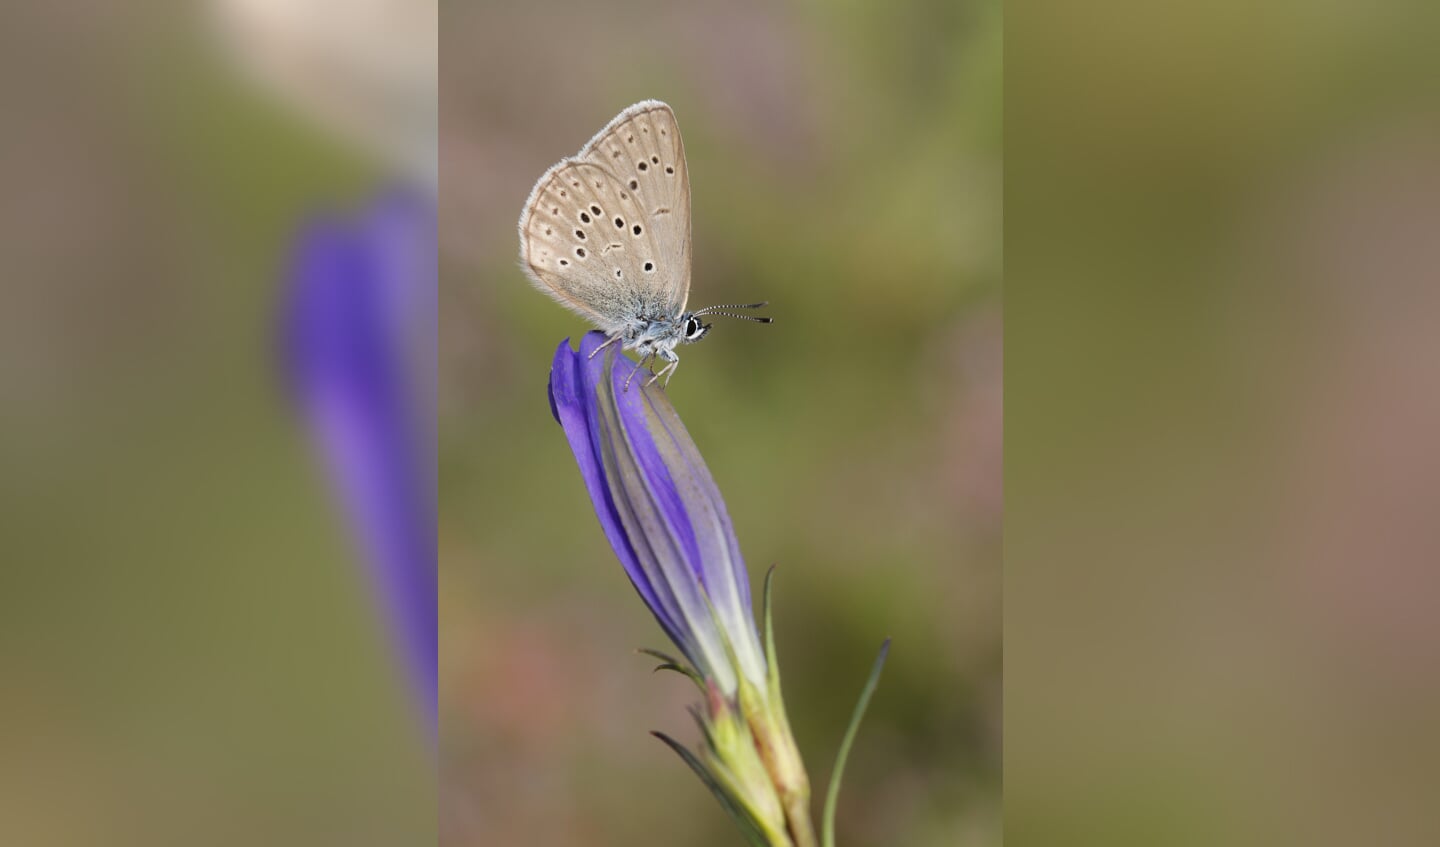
[
  {"left": 518, "top": 100, "right": 766, "bottom": 386},
  {"left": 625, "top": 311, "right": 708, "bottom": 354}
]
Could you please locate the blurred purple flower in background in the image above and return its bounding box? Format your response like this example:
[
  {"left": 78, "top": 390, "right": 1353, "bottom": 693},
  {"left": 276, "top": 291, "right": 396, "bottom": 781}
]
[{"left": 282, "top": 188, "right": 437, "bottom": 732}]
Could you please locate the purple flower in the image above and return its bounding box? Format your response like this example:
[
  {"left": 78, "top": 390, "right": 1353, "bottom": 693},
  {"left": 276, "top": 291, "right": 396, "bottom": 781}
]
[
  {"left": 549, "top": 333, "right": 815, "bottom": 844},
  {"left": 548, "top": 332, "right": 768, "bottom": 697},
  {"left": 282, "top": 188, "right": 436, "bottom": 732}
]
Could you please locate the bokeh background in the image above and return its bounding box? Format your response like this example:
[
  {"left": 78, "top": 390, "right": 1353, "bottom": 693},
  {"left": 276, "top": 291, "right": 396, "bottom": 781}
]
[
  {"left": 12, "top": 2, "right": 1440, "bottom": 846},
  {"left": 1007, "top": 1, "right": 1440, "bottom": 845},
  {"left": 438, "top": 2, "right": 1001, "bottom": 846}
]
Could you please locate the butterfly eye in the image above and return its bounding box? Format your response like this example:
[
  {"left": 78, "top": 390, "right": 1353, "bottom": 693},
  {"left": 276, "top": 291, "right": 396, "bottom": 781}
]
[{"left": 685, "top": 318, "right": 704, "bottom": 339}]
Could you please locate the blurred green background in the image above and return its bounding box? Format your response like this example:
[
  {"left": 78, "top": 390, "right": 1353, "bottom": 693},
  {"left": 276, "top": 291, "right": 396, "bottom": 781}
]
[
  {"left": 438, "top": 1, "right": 1001, "bottom": 845},
  {"left": 1007, "top": 1, "right": 1440, "bottom": 846}
]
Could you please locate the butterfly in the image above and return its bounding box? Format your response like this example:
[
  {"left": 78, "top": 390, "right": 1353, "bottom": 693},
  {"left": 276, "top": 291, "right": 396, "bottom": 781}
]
[{"left": 518, "top": 100, "right": 770, "bottom": 387}]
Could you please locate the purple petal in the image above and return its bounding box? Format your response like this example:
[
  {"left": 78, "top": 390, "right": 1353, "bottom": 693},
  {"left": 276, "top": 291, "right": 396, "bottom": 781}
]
[
  {"left": 547, "top": 331, "right": 766, "bottom": 693},
  {"left": 548, "top": 336, "right": 691, "bottom": 656},
  {"left": 639, "top": 386, "right": 763, "bottom": 682}
]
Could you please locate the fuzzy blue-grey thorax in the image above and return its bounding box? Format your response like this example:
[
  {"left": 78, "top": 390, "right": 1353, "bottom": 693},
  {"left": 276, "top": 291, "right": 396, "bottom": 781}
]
[{"left": 625, "top": 312, "right": 710, "bottom": 352}]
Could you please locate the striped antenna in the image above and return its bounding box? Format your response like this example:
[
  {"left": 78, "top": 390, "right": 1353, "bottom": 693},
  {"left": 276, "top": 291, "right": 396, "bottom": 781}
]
[
  {"left": 692, "top": 302, "right": 768, "bottom": 315},
  {"left": 705, "top": 313, "right": 772, "bottom": 323}
]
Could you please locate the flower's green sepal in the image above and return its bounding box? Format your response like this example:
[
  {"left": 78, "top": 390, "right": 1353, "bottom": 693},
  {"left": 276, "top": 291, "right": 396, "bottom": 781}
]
[
  {"left": 638, "top": 647, "right": 706, "bottom": 690},
  {"left": 653, "top": 728, "right": 771, "bottom": 847},
  {"left": 739, "top": 567, "right": 817, "bottom": 846},
  {"left": 702, "top": 680, "right": 793, "bottom": 845},
  {"left": 652, "top": 731, "right": 772, "bottom": 847}
]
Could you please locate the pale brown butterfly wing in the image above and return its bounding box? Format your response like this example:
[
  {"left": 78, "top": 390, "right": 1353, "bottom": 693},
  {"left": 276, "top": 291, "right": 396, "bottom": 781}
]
[
  {"left": 518, "top": 101, "right": 692, "bottom": 333},
  {"left": 576, "top": 100, "right": 691, "bottom": 315}
]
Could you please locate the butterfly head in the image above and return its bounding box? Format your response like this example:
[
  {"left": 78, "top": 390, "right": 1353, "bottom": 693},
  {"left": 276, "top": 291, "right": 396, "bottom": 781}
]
[{"left": 681, "top": 314, "right": 712, "bottom": 344}]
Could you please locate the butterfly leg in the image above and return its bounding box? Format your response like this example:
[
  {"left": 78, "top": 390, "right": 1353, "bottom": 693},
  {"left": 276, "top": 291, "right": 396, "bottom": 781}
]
[
  {"left": 647, "top": 351, "right": 679, "bottom": 388},
  {"left": 587, "top": 333, "right": 623, "bottom": 360},
  {"left": 648, "top": 359, "right": 679, "bottom": 388},
  {"left": 624, "top": 352, "right": 655, "bottom": 392}
]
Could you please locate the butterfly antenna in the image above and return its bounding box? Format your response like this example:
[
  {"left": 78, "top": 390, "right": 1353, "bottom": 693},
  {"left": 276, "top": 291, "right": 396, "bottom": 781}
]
[
  {"left": 707, "top": 312, "right": 773, "bottom": 323},
  {"left": 692, "top": 302, "right": 768, "bottom": 315}
]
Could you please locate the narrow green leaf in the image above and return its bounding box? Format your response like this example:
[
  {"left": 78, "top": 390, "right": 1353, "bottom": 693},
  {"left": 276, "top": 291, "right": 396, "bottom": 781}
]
[
  {"left": 651, "top": 731, "right": 771, "bottom": 847},
  {"left": 636, "top": 647, "right": 689, "bottom": 666},
  {"left": 821, "top": 639, "right": 891, "bottom": 847},
  {"left": 637, "top": 647, "right": 704, "bottom": 689},
  {"left": 653, "top": 662, "right": 704, "bottom": 683}
]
